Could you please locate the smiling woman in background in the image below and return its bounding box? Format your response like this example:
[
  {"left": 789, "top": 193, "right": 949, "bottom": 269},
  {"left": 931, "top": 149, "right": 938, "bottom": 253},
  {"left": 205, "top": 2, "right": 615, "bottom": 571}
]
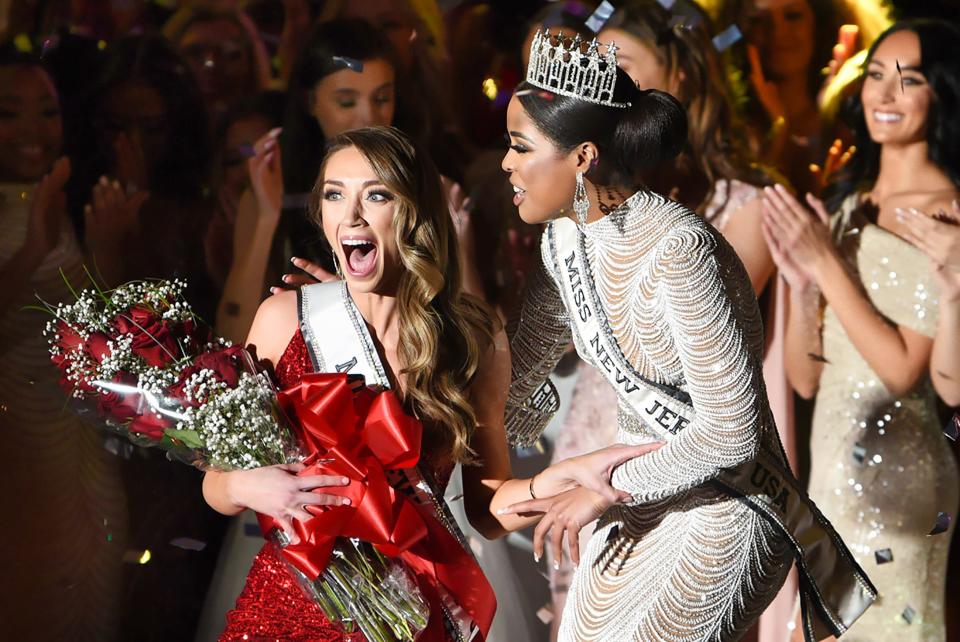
[{"left": 764, "top": 20, "right": 960, "bottom": 640}]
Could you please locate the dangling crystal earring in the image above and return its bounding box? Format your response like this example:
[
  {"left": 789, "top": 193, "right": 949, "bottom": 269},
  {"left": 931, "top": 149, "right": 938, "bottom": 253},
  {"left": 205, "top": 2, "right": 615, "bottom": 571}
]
[
  {"left": 332, "top": 253, "right": 343, "bottom": 279},
  {"left": 573, "top": 171, "right": 590, "bottom": 226}
]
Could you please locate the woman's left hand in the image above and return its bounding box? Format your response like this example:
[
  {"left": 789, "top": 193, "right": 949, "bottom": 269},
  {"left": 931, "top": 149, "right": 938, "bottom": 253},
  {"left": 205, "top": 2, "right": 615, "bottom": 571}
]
[
  {"left": 502, "top": 487, "right": 615, "bottom": 567},
  {"left": 896, "top": 202, "right": 960, "bottom": 270},
  {"left": 762, "top": 184, "right": 835, "bottom": 273}
]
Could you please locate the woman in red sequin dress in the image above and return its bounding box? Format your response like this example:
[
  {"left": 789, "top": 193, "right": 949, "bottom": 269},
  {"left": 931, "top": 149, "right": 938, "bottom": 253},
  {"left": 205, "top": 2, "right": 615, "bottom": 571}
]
[{"left": 202, "top": 126, "right": 653, "bottom": 641}]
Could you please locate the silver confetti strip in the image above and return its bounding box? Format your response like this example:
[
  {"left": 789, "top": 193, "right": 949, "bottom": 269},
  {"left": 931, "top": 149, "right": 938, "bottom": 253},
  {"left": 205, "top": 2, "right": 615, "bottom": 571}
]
[
  {"left": 852, "top": 442, "right": 866, "bottom": 465},
  {"left": 585, "top": 1, "right": 616, "bottom": 33},
  {"left": 170, "top": 537, "right": 207, "bottom": 551},
  {"left": 944, "top": 413, "right": 959, "bottom": 441},
  {"left": 901, "top": 605, "right": 916, "bottom": 624},
  {"left": 712, "top": 24, "right": 742, "bottom": 52},
  {"left": 928, "top": 512, "right": 952, "bottom": 536},
  {"left": 332, "top": 56, "right": 364, "bottom": 72},
  {"left": 873, "top": 548, "right": 893, "bottom": 564}
]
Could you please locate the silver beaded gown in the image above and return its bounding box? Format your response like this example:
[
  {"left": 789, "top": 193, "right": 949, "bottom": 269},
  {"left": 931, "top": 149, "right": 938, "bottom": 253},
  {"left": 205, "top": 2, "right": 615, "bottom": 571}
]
[{"left": 508, "top": 190, "right": 793, "bottom": 641}]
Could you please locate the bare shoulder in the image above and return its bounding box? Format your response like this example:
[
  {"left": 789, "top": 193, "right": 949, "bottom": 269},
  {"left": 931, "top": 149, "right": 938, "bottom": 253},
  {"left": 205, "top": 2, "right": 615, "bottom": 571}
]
[{"left": 246, "top": 290, "right": 300, "bottom": 367}]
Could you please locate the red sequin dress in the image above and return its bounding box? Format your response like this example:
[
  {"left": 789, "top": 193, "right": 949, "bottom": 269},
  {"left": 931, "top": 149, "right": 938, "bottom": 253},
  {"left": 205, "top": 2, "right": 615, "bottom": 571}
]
[{"left": 219, "top": 330, "right": 455, "bottom": 642}]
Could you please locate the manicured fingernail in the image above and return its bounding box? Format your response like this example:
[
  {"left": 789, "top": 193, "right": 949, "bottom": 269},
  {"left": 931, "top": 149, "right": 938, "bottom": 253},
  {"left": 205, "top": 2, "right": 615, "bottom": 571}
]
[
  {"left": 112, "top": 180, "right": 121, "bottom": 190},
  {"left": 534, "top": 553, "right": 541, "bottom": 563},
  {"left": 340, "top": 477, "right": 349, "bottom": 485},
  {"left": 269, "top": 127, "right": 282, "bottom": 137},
  {"left": 553, "top": 560, "right": 560, "bottom": 570},
  {"left": 282, "top": 274, "right": 291, "bottom": 282},
  {"left": 341, "top": 497, "right": 351, "bottom": 505},
  {"left": 496, "top": 508, "right": 507, "bottom": 515},
  {"left": 99, "top": 176, "right": 109, "bottom": 185}
]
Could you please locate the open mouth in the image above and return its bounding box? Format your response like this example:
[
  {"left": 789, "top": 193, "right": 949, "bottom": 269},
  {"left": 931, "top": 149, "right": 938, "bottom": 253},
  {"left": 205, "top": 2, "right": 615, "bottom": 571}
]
[
  {"left": 341, "top": 236, "right": 379, "bottom": 278},
  {"left": 512, "top": 184, "right": 526, "bottom": 206}
]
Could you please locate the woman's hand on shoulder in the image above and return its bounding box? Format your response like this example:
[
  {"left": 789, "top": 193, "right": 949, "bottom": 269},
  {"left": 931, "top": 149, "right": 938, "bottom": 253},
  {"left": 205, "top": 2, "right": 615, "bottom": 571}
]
[
  {"left": 268, "top": 256, "right": 338, "bottom": 296},
  {"left": 223, "top": 463, "right": 352, "bottom": 544}
]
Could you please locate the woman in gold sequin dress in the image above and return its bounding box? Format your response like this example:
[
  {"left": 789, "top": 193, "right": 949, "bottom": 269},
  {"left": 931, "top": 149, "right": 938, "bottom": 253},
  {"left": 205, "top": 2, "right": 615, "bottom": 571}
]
[
  {"left": 0, "top": 49, "right": 127, "bottom": 640},
  {"left": 764, "top": 21, "right": 960, "bottom": 641}
]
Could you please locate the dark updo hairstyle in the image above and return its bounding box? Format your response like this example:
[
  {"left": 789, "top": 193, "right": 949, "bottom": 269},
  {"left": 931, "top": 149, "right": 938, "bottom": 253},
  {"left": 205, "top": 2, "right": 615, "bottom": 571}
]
[
  {"left": 824, "top": 19, "right": 960, "bottom": 212},
  {"left": 515, "top": 56, "right": 687, "bottom": 186}
]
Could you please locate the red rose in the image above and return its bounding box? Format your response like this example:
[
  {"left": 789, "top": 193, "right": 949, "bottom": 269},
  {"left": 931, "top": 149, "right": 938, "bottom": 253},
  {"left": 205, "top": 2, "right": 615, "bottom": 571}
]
[
  {"left": 113, "top": 306, "right": 180, "bottom": 367},
  {"left": 194, "top": 345, "right": 245, "bottom": 388},
  {"left": 87, "top": 332, "right": 113, "bottom": 365},
  {"left": 96, "top": 373, "right": 143, "bottom": 424},
  {"left": 129, "top": 410, "right": 172, "bottom": 441},
  {"left": 167, "top": 346, "right": 246, "bottom": 406}
]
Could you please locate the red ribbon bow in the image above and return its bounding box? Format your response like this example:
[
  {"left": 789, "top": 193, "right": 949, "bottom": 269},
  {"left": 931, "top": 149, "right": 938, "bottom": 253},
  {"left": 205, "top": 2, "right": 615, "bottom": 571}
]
[{"left": 257, "top": 373, "right": 495, "bottom": 641}]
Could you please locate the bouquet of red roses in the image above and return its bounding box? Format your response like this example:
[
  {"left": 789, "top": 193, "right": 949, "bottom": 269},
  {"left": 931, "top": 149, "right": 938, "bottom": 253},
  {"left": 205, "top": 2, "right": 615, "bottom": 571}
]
[{"left": 40, "top": 278, "right": 429, "bottom": 642}]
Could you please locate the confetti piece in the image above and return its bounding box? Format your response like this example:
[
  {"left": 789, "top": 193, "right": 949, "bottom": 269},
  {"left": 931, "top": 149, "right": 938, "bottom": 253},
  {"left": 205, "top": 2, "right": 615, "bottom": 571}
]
[
  {"left": 712, "top": 25, "right": 743, "bottom": 52},
  {"left": 585, "top": 1, "right": 616, "bottom": 33},
  {"left": 928, "top": 512, "right": 952, "bottom": 536},
  {"left": 901, "top": 605, "right": 916, "bottom": 624},
  {"left": 944, "top": 413, "right": 959, "bottom": 441},
  {"left": 536, "top": 604, "right": 554, "bottom": 624},
  {"left": 170, "top": 537, "right": 207, "bottom": 551},
  {"left": 332, "top": 56, "right": 363, "bottom": 72},
  {"left": 852, "top": 442, "right": 866, "bottom": 465},
  {"left": 874, "top": 548, "right": 893, "bottom": 564}
]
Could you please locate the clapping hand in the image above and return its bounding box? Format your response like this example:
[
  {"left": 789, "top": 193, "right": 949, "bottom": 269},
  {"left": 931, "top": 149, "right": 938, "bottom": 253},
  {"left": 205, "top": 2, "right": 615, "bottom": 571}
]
[
  {"left": 762, "top": 185, "right": 834, "bottom": 289},
  {"left": 748, "top": 44, "right": 785, "bottom": 124},
  {"left": 24, "top": 156, "right": 71, "bottom": 258},
  {"left": 897, "top": 203, "right": 960, "bottom": 301}
]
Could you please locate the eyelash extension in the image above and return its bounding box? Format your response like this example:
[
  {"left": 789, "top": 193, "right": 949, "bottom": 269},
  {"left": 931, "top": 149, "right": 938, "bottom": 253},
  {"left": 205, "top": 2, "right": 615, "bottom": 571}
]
[{"left": 510, "top": 144, "right": 529, "bottom": 154}]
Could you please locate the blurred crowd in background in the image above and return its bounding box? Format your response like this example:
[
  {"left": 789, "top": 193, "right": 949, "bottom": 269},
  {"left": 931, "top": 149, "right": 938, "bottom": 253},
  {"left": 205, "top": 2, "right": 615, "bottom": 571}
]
[{"left": 2, "top": 0, "right": 959, "bottom": 640}]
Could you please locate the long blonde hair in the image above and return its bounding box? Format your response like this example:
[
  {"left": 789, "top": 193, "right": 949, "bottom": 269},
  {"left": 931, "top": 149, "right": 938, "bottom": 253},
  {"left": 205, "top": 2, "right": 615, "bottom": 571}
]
[{"left": 313, "top": 126, "right": 493, "bottom": 464}]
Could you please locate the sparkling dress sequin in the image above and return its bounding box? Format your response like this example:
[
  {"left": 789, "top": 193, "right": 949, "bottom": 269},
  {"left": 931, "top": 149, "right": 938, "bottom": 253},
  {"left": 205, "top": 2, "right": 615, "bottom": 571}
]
[
  {"left": 220, "top": 329, "right": 457, "bottom": 641},
  {"left": 805, "top": 195, "right": 958, "bottom": 641},
  {"left": 508, "top": 190, "right": 793, "bottom": 641},
  {"left": 0, "top": 183, "right": 127, "bottom": 641}
]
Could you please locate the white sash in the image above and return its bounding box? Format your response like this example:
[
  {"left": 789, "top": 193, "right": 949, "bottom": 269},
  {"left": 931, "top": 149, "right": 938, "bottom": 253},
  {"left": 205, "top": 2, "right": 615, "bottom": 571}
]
[
  {"left": 546, "top": 218, "right": 877, "bottom": 641},
  {"left": 298, "top": 281, "right": 480, "bottom": 641}
]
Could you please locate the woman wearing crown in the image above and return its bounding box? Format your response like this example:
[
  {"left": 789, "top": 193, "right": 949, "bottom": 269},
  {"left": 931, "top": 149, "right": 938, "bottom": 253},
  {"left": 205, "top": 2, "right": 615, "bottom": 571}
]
[{"left": 497, "top": 31, "right": 877, "bottom": 641}]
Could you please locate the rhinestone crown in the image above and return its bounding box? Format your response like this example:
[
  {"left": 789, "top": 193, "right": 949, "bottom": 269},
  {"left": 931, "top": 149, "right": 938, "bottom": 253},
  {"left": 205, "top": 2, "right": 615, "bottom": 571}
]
[{"left": 525, "top": 29, "right": 630, "bottom": 108}]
